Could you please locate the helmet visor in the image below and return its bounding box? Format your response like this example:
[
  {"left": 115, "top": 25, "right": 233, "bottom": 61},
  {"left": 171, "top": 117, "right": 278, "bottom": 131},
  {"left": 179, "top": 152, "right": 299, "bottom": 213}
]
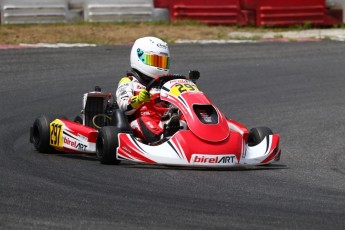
[{"left": 137, "top": 48, "right": 169, "bottom": 69}]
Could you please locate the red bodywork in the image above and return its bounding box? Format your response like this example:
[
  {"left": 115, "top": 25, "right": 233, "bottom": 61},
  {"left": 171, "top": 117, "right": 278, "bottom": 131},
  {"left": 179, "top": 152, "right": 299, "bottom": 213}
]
[{"left": 51, "top": 78, "right": 281, "bottom": 167}]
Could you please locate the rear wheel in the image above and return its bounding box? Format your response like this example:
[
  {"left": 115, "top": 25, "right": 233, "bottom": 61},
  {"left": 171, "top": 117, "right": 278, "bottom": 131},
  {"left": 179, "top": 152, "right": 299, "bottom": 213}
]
[
  {"left": 74, "top": 115, "right": 83, "bottom": 124},
  {"left": 96, "top": 126, "right": 121, "bottom": 165},
  {"left": 248, "top": 127, "right": 273, "bottom": 146},
  {"left": 31, "top": 115, "right": 53, "bottom": 153}
]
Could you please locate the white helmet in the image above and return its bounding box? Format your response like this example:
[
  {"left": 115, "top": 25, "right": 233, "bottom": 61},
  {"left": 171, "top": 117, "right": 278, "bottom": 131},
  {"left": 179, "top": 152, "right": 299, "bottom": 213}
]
[{"left": 130, "top": 37, "right": 170, "bottom": 78}]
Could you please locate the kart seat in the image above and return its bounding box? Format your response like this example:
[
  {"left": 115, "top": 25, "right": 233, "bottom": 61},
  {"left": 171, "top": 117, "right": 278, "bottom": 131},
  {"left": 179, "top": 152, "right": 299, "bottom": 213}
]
[{"left": 111, "top": 109, "right": 133, "bottom": 134}]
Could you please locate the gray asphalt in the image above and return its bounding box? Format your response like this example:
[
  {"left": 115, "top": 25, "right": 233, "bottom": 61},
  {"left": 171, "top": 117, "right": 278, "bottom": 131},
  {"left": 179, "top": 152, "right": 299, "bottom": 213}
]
[{"left": 0, "top": 42, "right": 344, "bottom": 229}]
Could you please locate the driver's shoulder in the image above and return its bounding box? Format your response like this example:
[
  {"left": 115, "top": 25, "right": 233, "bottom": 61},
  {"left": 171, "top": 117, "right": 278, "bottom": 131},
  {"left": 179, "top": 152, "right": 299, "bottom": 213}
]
[{"left": 119, "top": 76, "right": 133, "bottom": 84}]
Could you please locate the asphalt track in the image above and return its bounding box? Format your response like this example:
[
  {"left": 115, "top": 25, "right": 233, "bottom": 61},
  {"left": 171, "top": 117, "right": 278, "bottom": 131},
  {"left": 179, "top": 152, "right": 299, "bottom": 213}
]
[{"left": 0, "top": 42, "right": 345, "bottom": 229}]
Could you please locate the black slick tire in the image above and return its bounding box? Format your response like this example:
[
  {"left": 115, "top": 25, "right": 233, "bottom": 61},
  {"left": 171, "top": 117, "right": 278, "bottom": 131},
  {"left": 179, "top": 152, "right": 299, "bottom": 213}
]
[
  {"left": 248, "top": 127, "right": 273, "bottom": 147},
  {"left": 96, "top": 126, "right": 121, "bottom": 165},
  {"left": 74, "top": 115, "right": 83, "bottom": 124},
  {"left": 32, "top": 115, "right": 53, "bottom": 153}
]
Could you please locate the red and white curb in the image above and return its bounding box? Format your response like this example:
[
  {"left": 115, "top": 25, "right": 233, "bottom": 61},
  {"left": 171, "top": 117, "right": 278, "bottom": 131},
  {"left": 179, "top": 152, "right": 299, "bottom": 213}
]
[
  {"left": 21, "top": 43, "right": 97, "bottom": 48},
  {"left": 176, "top": 29, "right": 345, "bottom": 44},
  {"left": 0, "top": 43, "right": 97, "bottom": 49},
  {"left": 228, "top": 29, "right": 345, "bottom": 42},
  {"left": 175, "top": 38, "right": 321, "bottom": 44},
  {"left": 175, "top": 39, "right": 257, "bottom": 44},
  {"left": 0, "top": 44, "right": 38, "bottom": 49}
]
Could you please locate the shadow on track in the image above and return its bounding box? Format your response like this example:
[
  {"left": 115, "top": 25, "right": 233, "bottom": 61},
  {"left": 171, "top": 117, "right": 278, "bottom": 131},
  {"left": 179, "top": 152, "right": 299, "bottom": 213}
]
[
  {"left": 35, "top": 150, "right": 288, "bottom": 171},
  {"left": 120, "top": 163, "right": 288, "bottom": 172},
  {"left": 55, "top": 153, "right": 99, "bottom": 162}
]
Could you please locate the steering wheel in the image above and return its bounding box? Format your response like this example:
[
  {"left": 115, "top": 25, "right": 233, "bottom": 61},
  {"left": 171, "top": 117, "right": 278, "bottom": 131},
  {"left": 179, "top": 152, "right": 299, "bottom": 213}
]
[{"left": 145, "top": 74, "right": 187, "bottom": 91}]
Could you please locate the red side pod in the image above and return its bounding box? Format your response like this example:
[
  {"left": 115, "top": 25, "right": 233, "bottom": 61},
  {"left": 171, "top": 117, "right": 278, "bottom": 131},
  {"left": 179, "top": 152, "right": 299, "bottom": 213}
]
[{"left": 59, "top": 119, "right": 98, "bottom": 143}]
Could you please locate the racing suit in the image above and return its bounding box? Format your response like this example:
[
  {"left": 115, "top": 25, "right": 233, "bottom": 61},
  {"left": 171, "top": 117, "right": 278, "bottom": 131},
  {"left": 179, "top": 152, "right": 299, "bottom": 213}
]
[{"left": 116, "top": 71, "right": 172, "bottom": 143}]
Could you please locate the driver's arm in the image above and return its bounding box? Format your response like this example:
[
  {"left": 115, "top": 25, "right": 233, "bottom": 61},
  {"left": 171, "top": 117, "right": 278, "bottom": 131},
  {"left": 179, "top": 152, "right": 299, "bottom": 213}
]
[
  {"left": 116, "top": 77, "right": 151, "bottom": 115},
  {"left": 116, "top": 77, "right": 135, "bottom": 115}
]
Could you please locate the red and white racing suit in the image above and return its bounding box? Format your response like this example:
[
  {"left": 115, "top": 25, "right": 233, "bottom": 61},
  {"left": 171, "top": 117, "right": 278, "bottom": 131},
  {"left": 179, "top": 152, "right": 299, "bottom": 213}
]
[{"left": 116, "top": 74, "right": 171, "bottom": 143}]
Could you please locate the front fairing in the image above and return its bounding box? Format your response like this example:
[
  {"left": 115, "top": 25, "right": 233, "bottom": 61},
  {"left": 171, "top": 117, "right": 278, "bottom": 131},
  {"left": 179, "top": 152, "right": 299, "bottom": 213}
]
[
  {"left": 117, "top": 130, "right": 280, "bottom": 167},
  {"left": 117, "top": 130, "right": 244, "bottom": 166},
  {"left": 160, "top": 79, "right": 230, "bottom": 142}
]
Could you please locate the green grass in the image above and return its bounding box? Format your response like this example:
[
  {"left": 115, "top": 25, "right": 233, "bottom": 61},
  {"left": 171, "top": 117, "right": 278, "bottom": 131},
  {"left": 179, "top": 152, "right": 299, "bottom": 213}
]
[{"left": 1, "top": 21, "right": 344, "bottom": 45}]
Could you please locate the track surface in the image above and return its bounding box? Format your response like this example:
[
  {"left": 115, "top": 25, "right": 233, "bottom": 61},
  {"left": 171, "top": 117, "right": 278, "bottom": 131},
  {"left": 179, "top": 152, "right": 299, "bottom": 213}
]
[{"left": 1, "top": 42, "right": 345, "bottom": 229}]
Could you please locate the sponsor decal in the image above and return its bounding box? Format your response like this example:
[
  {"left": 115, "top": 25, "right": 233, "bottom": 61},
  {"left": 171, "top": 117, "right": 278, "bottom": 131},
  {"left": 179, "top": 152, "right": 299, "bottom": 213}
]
[
  {"left": 140, "top": 111, "right": 152, "bottom": 116},
  {"left": 191, "top": 154, "right": 237, "bottom": 165},
  {"left": 64, "top": 137, "right": 87, "bottom": 151},
  {"left": 146, "top": 121, "right": 155, "bottom": 129},
  {"left": 199, "top": 111, "right": 212, "bottom": 123},
  {"left": 157, "top": 43, "right": 168, "bottom": 49},
  {"left": 169, "top": 79, "right": 190, "bottom": 84},
  {"left": 121, "top": 146, "right": 132, "bottom": 153},
  {"left": 77, "top": 134, "right": 88, "bottom": 141}
]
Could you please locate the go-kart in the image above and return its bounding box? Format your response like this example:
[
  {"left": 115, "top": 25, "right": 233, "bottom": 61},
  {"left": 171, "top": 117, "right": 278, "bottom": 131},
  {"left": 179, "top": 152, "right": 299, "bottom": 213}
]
[{"left": 30, "top": 71, "right": 281, "bottom": 167}]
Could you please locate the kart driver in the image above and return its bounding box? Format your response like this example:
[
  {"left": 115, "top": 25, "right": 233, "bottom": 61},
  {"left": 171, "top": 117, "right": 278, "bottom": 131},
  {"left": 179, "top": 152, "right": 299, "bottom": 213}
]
[{"left": 116, "top": 36, "right": 181, "bottom": 143}]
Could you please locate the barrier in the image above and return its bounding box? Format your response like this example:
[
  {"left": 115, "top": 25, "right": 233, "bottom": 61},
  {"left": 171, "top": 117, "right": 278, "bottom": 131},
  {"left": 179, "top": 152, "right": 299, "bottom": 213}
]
[
  {"left": 154, "top": 0, "right": 169, "bottom": 8},
  {"left": 84, "top": 0, "right": 154, "bottom": 22},
  {"left": 170, "top": 0, "right": 244, "bottom": 25},
  {"left": 0, "top": 0, "right": 342, "bottom": 26},
  {"left": 69, "top": 0, "right": 84, "bottom": 9},
  {"left": 326, "top": 0, "right": 345, "bottom": 23},
  {"left": 255, "top": 0, "right": 326, "bottom": 26},
  {"left": 0, "top": 0, "right": 68, "bottom": 24}
]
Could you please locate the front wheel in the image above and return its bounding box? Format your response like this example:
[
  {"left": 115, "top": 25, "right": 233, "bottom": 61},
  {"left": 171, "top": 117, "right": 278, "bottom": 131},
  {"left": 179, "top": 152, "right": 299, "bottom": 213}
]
[
  {"left": 96, "top": 126, "right": 121, "bottom": 165},
  {"left": 247, "top": 127, "right": 273, "bottom": 147}
]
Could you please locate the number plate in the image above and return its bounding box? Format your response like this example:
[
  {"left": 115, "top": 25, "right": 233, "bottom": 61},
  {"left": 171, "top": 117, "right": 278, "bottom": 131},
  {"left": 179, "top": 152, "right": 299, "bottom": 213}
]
[
  {"left": 50, "top": 120, "right": 63, "bottom": 148},
  {"left": 170, "top": 83, "right": 199, "bottom": 97}
]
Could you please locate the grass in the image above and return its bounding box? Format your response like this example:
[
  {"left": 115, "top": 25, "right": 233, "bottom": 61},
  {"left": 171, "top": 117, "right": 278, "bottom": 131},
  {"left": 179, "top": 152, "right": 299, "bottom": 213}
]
[
  {"left": 0, "top": 21, "right": 344, "bottom": 45},
  {"left": 0, "top": 22, "right": 222, "bottom": 45}
]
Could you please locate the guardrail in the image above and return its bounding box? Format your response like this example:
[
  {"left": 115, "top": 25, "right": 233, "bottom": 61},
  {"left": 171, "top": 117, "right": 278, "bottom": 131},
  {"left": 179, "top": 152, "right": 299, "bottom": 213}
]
[
  {"left": 84, "top": 0, "right": 154, "bottom": 22},
  {"left": 1, "top": 0, "right": 68, "bottom": 24}
]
